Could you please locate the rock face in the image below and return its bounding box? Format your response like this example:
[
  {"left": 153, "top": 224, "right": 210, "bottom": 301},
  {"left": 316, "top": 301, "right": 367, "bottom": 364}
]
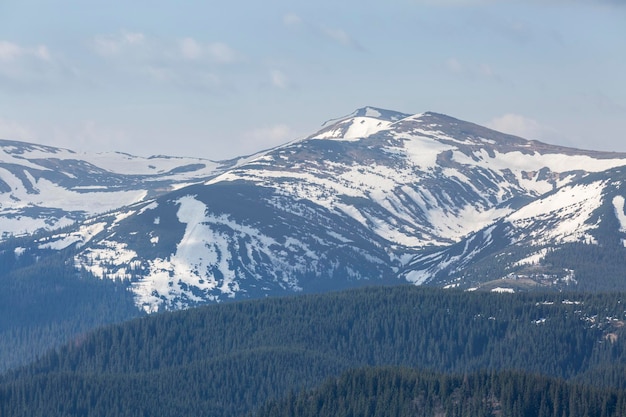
[{"left": 3, "top": 108, "right": 626, "bottom": 312}]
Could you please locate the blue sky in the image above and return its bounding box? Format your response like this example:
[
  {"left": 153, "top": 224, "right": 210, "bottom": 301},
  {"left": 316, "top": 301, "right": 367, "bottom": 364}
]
[{"left": 0, "top": 0, "right": 624, "bottom": 159}]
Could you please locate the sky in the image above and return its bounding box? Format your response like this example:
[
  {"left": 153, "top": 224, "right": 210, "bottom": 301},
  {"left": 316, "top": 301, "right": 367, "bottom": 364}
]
[{"left": 0, "top": 0, "right": 625, "bottom": 160}]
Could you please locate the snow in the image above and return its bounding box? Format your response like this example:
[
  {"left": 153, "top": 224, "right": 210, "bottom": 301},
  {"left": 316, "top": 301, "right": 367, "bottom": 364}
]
[
  {"left": 613, "top": 196, "right": 626, "bottom": 232},
  {"left": 364, "top": 107, "right": 382, "bottom": 118},
  {"left": 0, "top": 215, "right": 74, "bottom": 240},
  {"left": 514, "top": 248, "right": 549, "bottom": 267},
  {"left": 613, "top": 195, "right": 626, "bottom": 247},
  {"left": 313, "top": 117, "right": 393, "bottom": 141},
  {"left": 0, "top": 171, "right": 147, "bottom": 214},
  {"left": 391, "top": 135, "right": 453, "bottom": 169},
  {"left": 405, "top": 269, "right": 431, "bottom": 285},
  {"left": 491, "top": 287, "right": 515, "bottom": 293},
  {"left": 507, "top": 181, "right": 605, "bottom": 245},
  {"left": 39, "top": 222, "right": 107, "bottom": 250},
  {"left": 455, "top": 148, "right": 626, "bottom": 176},
  {"left": 452, "top": 149, "right": 626, "bottom": 196},
  {"left": 1, "top": 143, "right": 221, "bottom": 176},
  {"left": 76, "top": 239, "right": 138, "bottom": 279},
  {"left": 138, "top": 201, "right": 158, "bottom": 214},
  {"left": 106, "top": 194, "right": 307, "bottom": 312}
]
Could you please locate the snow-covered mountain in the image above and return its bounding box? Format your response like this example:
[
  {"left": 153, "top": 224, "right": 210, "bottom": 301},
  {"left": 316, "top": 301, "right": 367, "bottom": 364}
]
[
  {"left": 3, "top": 107, "right": 626, "bottom": 312},
  {"left": 403, "top": 165, "right": 626, "bottom": 291},
  {"left": 0, "top": 139, "right": 255, "bottom": 239}
]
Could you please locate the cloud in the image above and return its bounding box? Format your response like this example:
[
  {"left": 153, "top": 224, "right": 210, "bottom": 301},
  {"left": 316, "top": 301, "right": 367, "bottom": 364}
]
[
  {"left": 0, "top": 40, "right": 50, "bottom": 62},
  {"left": 0, "top": 117, "right": 34, "bottom": 141},
  {"left": 283, "top": 13, "right": 303, "bottom": 27},
  {"left": 270, "top": 69, "right": 289, "bottom": 89},
  {"left": 205, "top": 42, "right": 239, "bottom": 64},
  {"left": 445, "top": 57, "right": 463, "bottom": 73},
  {"left": 90, "top": 31, "right": 241, "bottom": 92},
  {"left": 445, "top": 57, "right": 500, "bottom": 81},
  {"left": 179, "top": 37, "right": 203, "bottom": 60},
  {"left": 0, "top": 40, "right": 74, "bottom": 91},
  {"left": 242, "top": 124, "right": 294, "bottom": 151},
  {"left": 321, "top": 27, "right": 362, "bottom": 50},
  {"left": 284, "top": 13, "right": 364, "bottom": 51},
  {"left": 49, "top": 120, "right": 132, "bottom": 154},
  {"left": 92, "top": 31, "right": 145, "bottom": 56},
  {"left": 145, "top": 65, "right": 222, "bottom": 91},
  {"left": 486, "top": 113, "right": 547, "bottom": 140},
  {"left": 179, "top": 38, "right": 239, "bottom": 63}
]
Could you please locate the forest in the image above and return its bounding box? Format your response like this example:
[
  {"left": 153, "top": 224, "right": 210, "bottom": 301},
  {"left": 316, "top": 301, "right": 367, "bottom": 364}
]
[
  {"left": 2, "top": 285, "right": 626, "bottom": 416},
  {"left": 254, "top": 367, "right": 626, "bottom": 417}
]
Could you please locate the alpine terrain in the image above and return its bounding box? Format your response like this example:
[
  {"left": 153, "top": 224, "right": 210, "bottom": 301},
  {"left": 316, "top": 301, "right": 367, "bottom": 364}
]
[{"left": 2, "top": 107, "right": 626, "bottom": 314}]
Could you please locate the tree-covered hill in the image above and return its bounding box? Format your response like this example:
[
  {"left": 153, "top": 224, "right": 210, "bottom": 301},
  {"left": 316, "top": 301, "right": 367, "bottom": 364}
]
[
  {"left": 2, "top": 286, "right": 626, "bottom": 416},
  {"left": 254, "top": 367, "right": 626, "bottom": 417},
  {"left": 0, "top": 254, "right": 140, "bottom": 372}
]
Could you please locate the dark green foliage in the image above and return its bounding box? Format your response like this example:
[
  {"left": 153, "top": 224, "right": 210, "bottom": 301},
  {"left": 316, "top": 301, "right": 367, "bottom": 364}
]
[
  {"left": 544, "top": 243, "right": 626, "bottom": 291},
  {"left": 0, "top": 255, "right": 139, "bottom": 371},
  {"left": 2, "top": 286, "right": 626, "bottom": 416},
  {"left": 254, "top": 367, "right": 626, "bottom": 417}
]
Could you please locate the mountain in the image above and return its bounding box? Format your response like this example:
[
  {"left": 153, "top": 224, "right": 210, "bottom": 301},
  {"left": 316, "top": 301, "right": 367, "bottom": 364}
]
[
  {"left": 2, "top": 107, "right": 626, "bottom": 313},
  {"left": 403, "top": 166, "right": 626, "bottom": 291},
  {"left": 0, "top": 139, "right": 253, "bottom": 240}
]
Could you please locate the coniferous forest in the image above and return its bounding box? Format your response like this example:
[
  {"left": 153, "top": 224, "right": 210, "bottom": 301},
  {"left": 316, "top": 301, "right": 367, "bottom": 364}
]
[{"left": 2, "top": 285, "right": 626, "bottom": 416}]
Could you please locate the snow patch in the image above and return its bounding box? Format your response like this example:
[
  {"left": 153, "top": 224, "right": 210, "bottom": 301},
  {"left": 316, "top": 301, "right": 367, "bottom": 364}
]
[
  {"left": 313, "top": 117, "right": 392, "bottom": 141},
  {"left": 491, "top": 287, "right": 515, "bottom": 293},
  {"left": 507, "top": 181, "right": 605, "bottom": 245},
  {"left": 38, "top": 222, "right": 107, "bottom": 250},
  {"left": 514, "top": 248, "right": 549, "bottom": 267},
  {"left": 613, "top": 195, "right": 626, "bottom": 233}
]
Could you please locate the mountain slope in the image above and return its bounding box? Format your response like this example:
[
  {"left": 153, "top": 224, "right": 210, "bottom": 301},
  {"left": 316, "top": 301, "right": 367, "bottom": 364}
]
[
  {"left": 4, "top": 286, "right": 626, "bottom": 417},
  {"left": 0, "top": 139, "right": 251, "bottom": 239},
  {"left": 403, "top": 166, "right": 626, "bottom": 291},
  {"left": 3, "top": 107, "right": 626, "bottom": 312}
]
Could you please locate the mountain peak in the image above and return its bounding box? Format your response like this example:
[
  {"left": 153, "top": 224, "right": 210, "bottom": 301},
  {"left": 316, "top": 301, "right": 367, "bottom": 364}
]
[
  {"left": 321, "top": 107, "right": 411, "bottom": 127},
  {"left": 350, "top": 106, "right": 410, "bottom": 121}
]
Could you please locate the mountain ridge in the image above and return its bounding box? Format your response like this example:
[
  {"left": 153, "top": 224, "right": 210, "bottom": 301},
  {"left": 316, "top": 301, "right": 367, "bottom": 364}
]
[{"left": 2, "top": 107, "right": 626, "bottom": 312}]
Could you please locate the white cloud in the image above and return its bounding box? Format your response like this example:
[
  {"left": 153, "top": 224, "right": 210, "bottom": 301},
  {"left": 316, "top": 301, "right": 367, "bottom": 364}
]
[
  {"left": 90, "top": 31, "right": 240, "bottom": 91},
  {"left": 0, "top": 118, "right": 34, "bottom": 141},
  {"left": 0, "top": 41, "right": 24, "bottom": 61},
  {"left": 242, "top": 124, "right": 294, "bottom": 151},
  {"left": 0, "top": 41, "right": 50, "bottom": 62},
  {"left": 270, "top": 69, "right": 289, "bottom": 89},
  {"left": 445, "top": 57, "right": 463, "bottom": 73},
  {"left": 445, "top": 57, "right": 500, "bottom": 81},
  {"left": 92, "top": 31, "right": 145, "bottom": 56},
  {"left": 179, "top": 38, "right": 240, "bottom": 63},
  {"left": 284, "top": 15, "right": 363, "bottom": 51},
  {"left": 0, "top": 40, "right": 72, "bottom": 90},
  {"left": 145, "top": 65, "right": 222, "bottom": 90},
  {"left": 486, "top": 113, "right": 545, "bottom": 140},
  {"left": 50, "top": 120, "right": 131, "bottom": 154},
  {"left": 205, "top": 42, "right": 239, "bottom": 63},
  {"left": 179, "top": 37, "right": 203, "bottom": 60},
  {"left": 321, "top": 27, "right": 361, "bottom": 49},
  {"left": 283, "top": 13, "right": 303, "bottom": 27}
]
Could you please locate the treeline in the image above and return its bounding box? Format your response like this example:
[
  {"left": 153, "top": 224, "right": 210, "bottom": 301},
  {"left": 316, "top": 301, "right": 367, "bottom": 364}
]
[
  {"left": 2, "top": 286, "right": 626, "bottom": 416},
  {"left": 254, "top": 367, "right": 626, "bottom": 417},
  {"left": 544, "top": 243, "right": 626, "bottom": 291},
  {"left": 0, "top": 255, "right": 139, "bottom": 371}
]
